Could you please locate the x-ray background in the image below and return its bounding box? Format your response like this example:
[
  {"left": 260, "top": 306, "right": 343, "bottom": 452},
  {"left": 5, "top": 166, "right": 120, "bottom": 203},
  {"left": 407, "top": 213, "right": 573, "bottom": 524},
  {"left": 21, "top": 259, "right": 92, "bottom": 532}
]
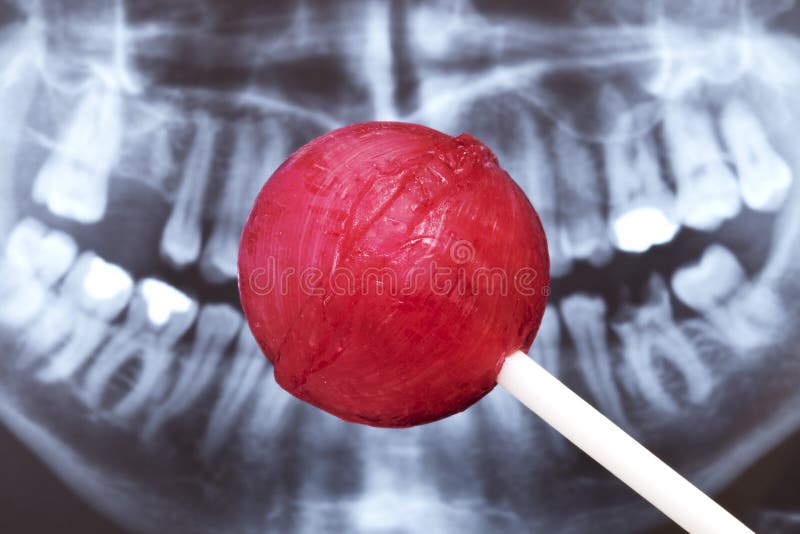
[{"left": 2, "top": 0, "right": 800, "bottom": 532}]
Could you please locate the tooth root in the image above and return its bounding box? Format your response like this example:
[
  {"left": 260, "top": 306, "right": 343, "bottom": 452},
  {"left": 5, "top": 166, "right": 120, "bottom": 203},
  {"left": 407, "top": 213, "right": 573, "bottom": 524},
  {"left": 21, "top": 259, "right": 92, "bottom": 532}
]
[
  {"left": 0, "top": 33, "right": 39, "bottom": 240},
  {"left": 141, "top": 304, "right": 241, "bottom": 443},
  {"left": 362, "top": 0, "right": 396, "bottom": 120},
  {"left": 160, "top": 112, "right": 219, "bottom": 269},
  {"left": 241, "top": 370, "right": 295, "bottom": 458},
  {"left": 604, "top": 133, "right": 680, "bottom": 253},
  {"left": 111, "top": 287, "right": 198, "bottom": 419},
  {"left": 560, "top": 294, "right": 629, "bottom": 427},
  {"left": 719, "top": 98, "right": 793, "bottom": 212},
  {"left": 201, "top": 118, "right": 286, "bottom": 283},
  {"left": 79, "top": 308, "right": 148, "bottom": 410},
  {"left": 81, "top": 336, "right": 143, "bottom": 412},
  {"left": 32, "top": 84, "right": 122, "bottom": 223},
  {"left": 117, "top": 103, "right": 177, "bottom": 190},
  {"left": 671, "top": 244, "right": 746, "bottom": 311},
  {"left": 662, "top": 102, "right": 741, "bottom": 231},
  {"left": 552, "top": 131, "right": 614, "bottom": 266},
  {"left": 36, "top": 316, "right": 114, "bottom": 383},
  {"left": 200, "top": 328, "right": 268, "bottom": 460},
  {"left": 515, "top": 117, "right": 572, "bottom": 278},
  {"left": 148, "top": 123, "right": 176, "bottom": 185},
  {"left": 109, "top": 346, "right": 170, "bottom": 420},
  {"left": 36, "top": 252, "right": 140, "bottom": 383},
  {"left": 354, "top": 426, "right": 429, "bottom": 526},
  {"left": 82, "top": 281, "right": 198, "bottom": 415},
  {"left": 19, "top": 297, "right": 75, "bottom": 362},
  {"left": 613, "top": 275, "right": 714, "bottom": 412},
  {"left": 531, "top": 305, "right": 561, "bottom": 378}
]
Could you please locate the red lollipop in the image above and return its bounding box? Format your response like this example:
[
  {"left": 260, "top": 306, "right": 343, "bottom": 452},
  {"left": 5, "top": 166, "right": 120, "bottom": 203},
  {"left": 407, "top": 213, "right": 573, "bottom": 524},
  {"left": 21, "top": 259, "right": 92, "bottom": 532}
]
[
  {"left": 239, "top": 121, "right": 751, "bottom": 533},
  {"left": 238, "top": 122, "right": 548, "bottom": 426}
]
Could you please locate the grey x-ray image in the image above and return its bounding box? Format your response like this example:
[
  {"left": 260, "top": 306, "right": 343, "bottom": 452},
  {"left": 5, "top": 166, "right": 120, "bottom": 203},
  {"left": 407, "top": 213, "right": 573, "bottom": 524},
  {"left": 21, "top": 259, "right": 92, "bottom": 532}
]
[{"left": 1, "top": 0, "right": 800, "bottom": 532}]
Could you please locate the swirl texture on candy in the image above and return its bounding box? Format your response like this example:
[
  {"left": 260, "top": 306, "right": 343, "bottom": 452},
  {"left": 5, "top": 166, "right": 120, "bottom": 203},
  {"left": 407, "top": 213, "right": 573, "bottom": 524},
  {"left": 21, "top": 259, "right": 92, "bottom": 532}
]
[{"left": 239, "top": 122, "right": 550, "bottom": 427}]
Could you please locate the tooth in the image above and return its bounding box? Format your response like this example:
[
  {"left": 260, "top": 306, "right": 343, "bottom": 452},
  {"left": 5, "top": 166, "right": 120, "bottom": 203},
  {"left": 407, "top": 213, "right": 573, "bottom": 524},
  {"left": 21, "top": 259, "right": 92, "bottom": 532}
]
[
  {"left": 0, "top": 274, "right": 45, "bottom": 331},
  {"left": 612, "top": 275, "right": 714, "bottom": 413},
  {"left": 160, "top": 112, "right": 220, "bottom": 269},
  {"left": 118, "top": 106, "right": 175, "bottom": 189},
  {"left": 79, "top": 279, "right": 197, "bottom": 408},
  {"left": 69, "top": 252, "right": 134, "bottom": 316},
  {"left": 200, "top": 328, "right": 268, "bottom": 460},
  {"left": 516, "top": 117, "right": 572, "bottom": 278},
  {"left": 201, "top": 118, "right": 286, "bottom": 283},
  {"left": 24, "top": 251, "right": 119, "bottom": 363},
  {"left": 3, "top": 218, "right": 47, "bottom": 266},
  {"left": 662, "top": 102, "right": 741, "bottom": 231},
  {"left": 22, "top": 252, "right": 129, "bottom": 362},
  {"left": 38, "top": 276, "right": 189, "bottom": 384},
  {"left": 32, "top": 83, "right": 122, "bottom": 223},
  {"left": 3, "top": 219, "right": 77, "bottom": 285},
  {"left": 20, "top": 296, "right": 74, "bottom": 359},
  {"left": 533, "top": 305, "right": 561, "bottom": 384},
  {"left": 361, "top": 0, "right": 396, "bottom": 119},
  {"left": 719, "top": 98, "right": 793, "bottom": 212},
  {"left": 604, "top": 133, "right": 679, "bottom": 253},
  {"left": 353, "top": 429, "right": 436, "bottom": 532},
  {"left": 671, "top": 244, "right": 745, "bottom": 310},
  {"left": 240, "top": 368, "right": 295, "bottom": 459},
  {"left": 0, "top": 220, "right": 77, "bottom": 329},
  {"left": 140, "top": 303, "right": 241, "bottom": 443},
  {"left": 34, "top": 253, "right": 134, "bottom": 381},
  {"left": 560, "top": 294, "right": 630, "bottom": 427},
  {"left": 0, "top": 28, "right": 39, "bottom": 238},
  {"left": 148, "top": 121, "right": 177, "bottom": 185},
  {"left": 552, "top": 130, "right": 614, "bottom": 266},
  {"left": 109, "top": 282, "right": 198, "bottom": 420},
  {"left": 480, "top": 381, "right": 528, "bottom": 437},
  {"left": 671, "top": 244, "right": 776, "bottom": 353}
]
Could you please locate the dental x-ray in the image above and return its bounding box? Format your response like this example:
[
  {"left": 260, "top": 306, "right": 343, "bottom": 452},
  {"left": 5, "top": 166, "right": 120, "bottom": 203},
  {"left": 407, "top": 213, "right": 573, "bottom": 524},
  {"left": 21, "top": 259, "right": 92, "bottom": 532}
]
[{"left": 1, "top": 0, "right": 800, "bottom": 532}]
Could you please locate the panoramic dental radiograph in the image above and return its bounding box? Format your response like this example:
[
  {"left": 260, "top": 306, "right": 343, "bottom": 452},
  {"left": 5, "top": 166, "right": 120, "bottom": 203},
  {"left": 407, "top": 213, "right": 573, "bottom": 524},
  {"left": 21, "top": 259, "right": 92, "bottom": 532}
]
[{"left": 2, "top": 0, "right": 800, "bottom": 533}]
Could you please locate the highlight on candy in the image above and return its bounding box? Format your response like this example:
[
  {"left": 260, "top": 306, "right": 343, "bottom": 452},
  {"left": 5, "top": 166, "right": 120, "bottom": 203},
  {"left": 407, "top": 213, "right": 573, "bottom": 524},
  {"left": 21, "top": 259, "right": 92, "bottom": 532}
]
[{"left": 246, "top": 239, "right": 549, "bottom": 298}]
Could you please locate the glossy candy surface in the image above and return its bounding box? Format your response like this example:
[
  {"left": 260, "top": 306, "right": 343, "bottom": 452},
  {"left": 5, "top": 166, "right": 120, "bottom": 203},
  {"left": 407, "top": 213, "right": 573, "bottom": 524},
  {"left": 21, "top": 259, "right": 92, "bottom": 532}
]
[{"left": 239, "top": 122, "right": 549, "bottom": 427}]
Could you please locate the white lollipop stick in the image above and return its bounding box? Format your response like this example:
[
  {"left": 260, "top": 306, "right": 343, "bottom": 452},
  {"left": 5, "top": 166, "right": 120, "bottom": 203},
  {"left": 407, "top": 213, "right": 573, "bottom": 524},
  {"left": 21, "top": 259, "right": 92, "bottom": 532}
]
[{"left": 497, "top": 351, "right": 753, "bottom": 534}]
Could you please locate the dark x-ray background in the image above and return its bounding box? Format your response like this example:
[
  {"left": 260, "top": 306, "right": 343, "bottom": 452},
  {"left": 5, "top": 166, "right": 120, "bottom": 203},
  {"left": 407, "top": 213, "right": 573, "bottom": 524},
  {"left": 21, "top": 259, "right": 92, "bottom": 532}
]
[{"left": 2, "top": 0, "right": 800, "bottom": 532}]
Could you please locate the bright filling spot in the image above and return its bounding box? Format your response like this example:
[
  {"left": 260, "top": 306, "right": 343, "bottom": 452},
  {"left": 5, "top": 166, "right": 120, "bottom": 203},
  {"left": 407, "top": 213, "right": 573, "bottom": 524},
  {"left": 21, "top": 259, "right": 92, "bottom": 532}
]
[
  {"left": 82, "top": 256, "right": 133, "bottom": 301},
  {"left": 140, "top": 278, "right": 193, "bottom": 326},
  {"left": 611, "top": 207, "right": 680, "bottom": 253}
]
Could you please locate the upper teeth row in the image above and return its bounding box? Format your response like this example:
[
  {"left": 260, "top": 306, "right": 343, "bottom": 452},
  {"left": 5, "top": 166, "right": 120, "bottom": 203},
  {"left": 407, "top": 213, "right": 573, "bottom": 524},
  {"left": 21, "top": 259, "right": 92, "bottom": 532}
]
[
  {"left": 3, "top": 8, "right": 795, "bottom": 281},
  {"left": 9, "top": 58, "right": 794, "bottom": 285}
]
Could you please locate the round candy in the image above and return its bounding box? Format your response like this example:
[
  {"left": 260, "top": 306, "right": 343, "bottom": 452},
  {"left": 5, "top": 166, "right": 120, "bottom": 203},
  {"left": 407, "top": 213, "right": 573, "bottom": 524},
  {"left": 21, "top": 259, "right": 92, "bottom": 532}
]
[{"left": 238, "top": 122, "right": 549, "bottom": 427}]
